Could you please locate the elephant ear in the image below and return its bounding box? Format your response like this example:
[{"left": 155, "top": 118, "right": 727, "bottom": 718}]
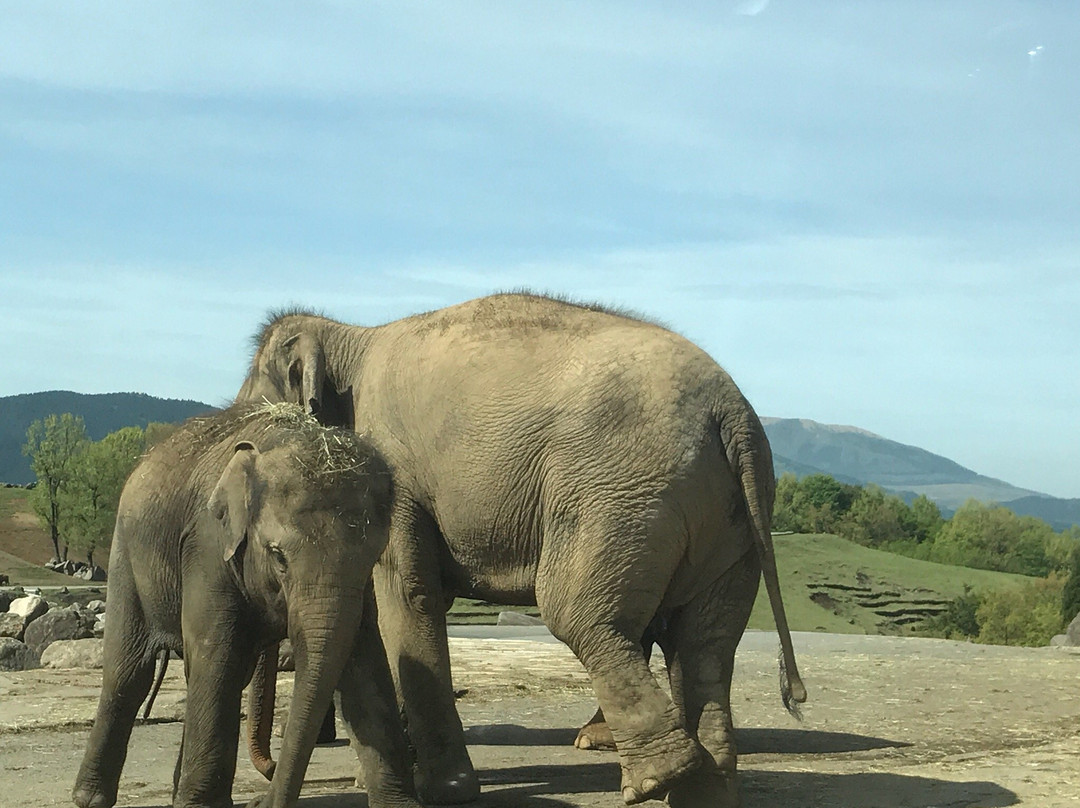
[
  {"left": 283, "top": 332, "right": 325, "bottom": 417},
  {"left": 209, "top": 441, "right": 261, "bottom": 563}
]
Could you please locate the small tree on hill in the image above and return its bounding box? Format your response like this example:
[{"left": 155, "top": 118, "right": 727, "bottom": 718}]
[
  {"left": 23, "top": 413, "right": 88, "bottom": 561},
  {"left": 1060, "top": 543, "right": 1080, "bottom": 625},
  {"left": 62, "top": 426, "right": 146, "bottom": 566}
]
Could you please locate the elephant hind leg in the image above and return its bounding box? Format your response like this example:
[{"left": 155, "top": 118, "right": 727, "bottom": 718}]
[
  {"left": 574, "top": 705, "right": 616, "bottom": 750},
  {"left": 537, "top": 538, "right": 703, "bottom": 805},
  {"left": 666, "top": 547, "right": 760, "bottom": 808},
  {"left": 575, "top": 626, "right": 661, "bottom": 752}
]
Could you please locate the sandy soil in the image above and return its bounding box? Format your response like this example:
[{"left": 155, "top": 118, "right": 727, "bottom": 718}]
[{"left": 1, "top": 630, "right": 1078, "bottom": 808}]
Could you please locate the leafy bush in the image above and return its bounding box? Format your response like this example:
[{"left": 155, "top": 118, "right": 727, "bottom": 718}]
[
  {"left": 975, "top": 573, "right": 1066, "bottom": 647},
  {"left": 922, "top": 585, "right": 982, "bottom": 640}
]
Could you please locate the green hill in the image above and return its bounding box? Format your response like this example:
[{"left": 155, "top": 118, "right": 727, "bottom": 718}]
[
  {"left": 0, "top": 391, "right": 216, "bottom": 484},
  {"left": 747, "top": 533, "right": 1030, "bottom": 635}
]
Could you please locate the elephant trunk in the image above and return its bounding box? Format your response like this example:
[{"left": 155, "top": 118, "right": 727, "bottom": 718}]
[{"left": 267, "top": 588, "right": 364, "bottom": 807}]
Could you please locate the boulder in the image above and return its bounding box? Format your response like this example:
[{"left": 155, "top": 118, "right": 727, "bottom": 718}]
[
  {"left": 0, "top": 611, "right": 28, "bottom": 640},
  {"left": 1066, "top": 612, "right": 1080, "bottom": 646},
  {"left": 22, "top": 605, "right": 95, "bottom": 656},
  {"left": 75, "top": 565, "right": 108, "bottom": 582},
  {"left": 8, "top": 595, "right": 49, "bottom": 622},
  {"left": 0, "top": 589, "right": 16, "bottom": 613},
  {"left": 41, "top": 638, "right": 105, "bottom": 669},
  {"left": 0, "top": 637, "right": 40, "bottom": 671},
  {"left": 496, "top": 611, "right": 545, "bottom": 627},
  {"left": 85, "top": 600, "right": 107, "bottom": 615},
  {"left": 93, "top": 614, "right": 107, "bottom": 639}
]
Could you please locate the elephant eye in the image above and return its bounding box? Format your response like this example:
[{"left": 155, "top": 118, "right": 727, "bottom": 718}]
[{"left": 268, "top": 545, "right": 288, "bottom": 571}]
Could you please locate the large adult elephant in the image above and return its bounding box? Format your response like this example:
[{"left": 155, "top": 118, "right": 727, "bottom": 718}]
[
  {"left": 236, "top": 293, "right": 806, "bottom": 808},
  {"left": 72, "top": 404, "right": 420, "bottom": 808}
]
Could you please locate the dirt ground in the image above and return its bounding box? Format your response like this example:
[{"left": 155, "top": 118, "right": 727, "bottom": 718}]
[{"left": 1, "top": 630, "right": 1078, "bottom": 808}]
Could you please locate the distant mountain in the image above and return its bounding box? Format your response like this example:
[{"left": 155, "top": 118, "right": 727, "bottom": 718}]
[
  {"left": 0, "top": 391, "right": 216, "bottom": 484},
  {"left": 2, "top": 394, "right": 1076, "bottom": 530},
  {"left": 1004, "top": 495, "right": 1080, "bottom": 532},
  {"left": 762, "top": 417, "right": 1079, "bottom": 530}
]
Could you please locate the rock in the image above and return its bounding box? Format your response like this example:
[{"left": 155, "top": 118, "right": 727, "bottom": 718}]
[
  {"left": 8, "top": 595, "right": 49, "bottom": 622},
  {"left": 0, "top": 611, "right": 28, "bottom": 641},
  {"left": 85, "top": 600, "right": 107, "bottom": 615},
  {"left": 93, "top": 614, "right": 106, "bottom": 639},
  {"left": 1066, "top": 612, "right": 1080, "bottom": 646},
  {"left": 496, "top": 611, "right": 545, "bottom": 627},
  {"left": 0, "top": 589, "right": 16, "bottom": 613},
  {"left": 41, "top": 638, "right": 105, "bottom": 669},
  {"left": 0, "top": 573, "right": 8, "bottom": 586},
  {"left": 25, "top": 586, "right": 42, "bottom": 595},
  {"left": 0, "top": 637, "right": 40, "bottom": 671},
  {"left": 75, "top": 565, "right": 108, "bottom": 582},
  {"left": 22, "top": 606, "right": 95, "bottom": 656}
]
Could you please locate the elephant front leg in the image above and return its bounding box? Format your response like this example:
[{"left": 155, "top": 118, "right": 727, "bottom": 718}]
[
  {"left": 72, "top": 584, "right": 156, "bottom": 808},
  {"left": 174, "top": 622, "right": 251, "bottom": 808},
  {"left": 373, "top": 538, "right": 478, "bottom": 805},
  {"left": 336, "top": 601, "right": 422, "bottom": 808}
]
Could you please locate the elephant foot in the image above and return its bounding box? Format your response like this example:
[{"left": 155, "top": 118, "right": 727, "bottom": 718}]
[
  {"left": 575, "top": 709, "right": 617, "bottom": 751},
  {"left": 415, "top": 759, "right": 480, "bottom": 805},
  {"left": 695, "top": 703, "right": 738, "bottom": 774},
  {"left": 666, "top": 766, "right": 740, "bottom": 808},
  {"left": 618, "top": 732, "right": 706, "bottom": 806},
  {"left": 72, "top": 783, "right": 115, "bottom": 808}
]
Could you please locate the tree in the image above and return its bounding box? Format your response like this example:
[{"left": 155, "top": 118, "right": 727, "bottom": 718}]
[
  {"left": 22, "top": 413, "right": 88, "bottom": 561},
  {"left": 773, "top": 473, "right": 858, "bottom": 535},
  {"left": 975, "top": 573, "right": 1066, "bottom": 647},
  {"left": 908, "top": 495, "right": 944, "bottom": 543},
  {"left": 838, "top": 485, "right": 909, "bottom": 547},
  {"left": 929, "top": 500, "right": 1054, "bottom": 576},
  {"left": 922, "top": 585, "right": 982, "bottom": 640},
  {"left": 772, "top": 473, "right": 801, "bottom": 532},
  {"left": 62, "top": 426, "right": 146, "bottom": 565},
  {"left": 1060, "top": 541, "right": 1080, "bottom": 625}
]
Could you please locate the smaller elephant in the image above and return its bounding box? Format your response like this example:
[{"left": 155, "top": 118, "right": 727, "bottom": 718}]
[{"left": 72, "top": 403, "right": 420, "bottom": 808}]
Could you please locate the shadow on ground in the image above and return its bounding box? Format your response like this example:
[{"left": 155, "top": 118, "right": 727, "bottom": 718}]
[
  {"left": 743, "top": 769, "right": 1017, "bottom": 807},
  {"left": 224, "top": 768, "right": 1018, "bottom": 808},
  {"left": 465, "top": 723, "right": 910, "bottom": 755}
]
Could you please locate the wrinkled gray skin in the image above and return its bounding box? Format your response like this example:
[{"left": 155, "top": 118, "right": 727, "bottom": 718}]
[
  {"left": 71, "top": 405, "right": 421, "bottom": 808},
  {"left": 236, "top": 293, "right": 807, "bottom": 808}
]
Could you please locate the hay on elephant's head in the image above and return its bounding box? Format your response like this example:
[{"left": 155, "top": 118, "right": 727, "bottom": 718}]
[{"left": 245, "top": 402, "right": 375, "bottom": 481}]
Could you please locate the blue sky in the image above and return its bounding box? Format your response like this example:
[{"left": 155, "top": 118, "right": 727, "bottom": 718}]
[{"left": 2, "top": 2, "right": 1078, "bottom": 498}]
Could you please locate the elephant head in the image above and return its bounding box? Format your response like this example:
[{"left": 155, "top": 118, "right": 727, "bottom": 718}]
[
  {"left": 238, "top": 314, "right": 327, "bottom": 414},
  {"left": 208, "top": 427, "right": 392, "bottom": 806}
]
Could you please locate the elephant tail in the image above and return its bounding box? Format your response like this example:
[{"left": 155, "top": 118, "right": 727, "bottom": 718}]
[
  {"left": 141, "top": 649, "right": 170, "bottom": 720},
  {"left": 719, "top": 402, "right": 807, "bottom": 716}
]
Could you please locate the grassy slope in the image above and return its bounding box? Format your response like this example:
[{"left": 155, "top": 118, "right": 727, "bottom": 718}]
[
  {"left": 3, "top": 486, "right": 1032, "bottom": 633},
  {"left": 0, "top": 549, "right": 75, "bottom": 586},
  {"left": 748, "top": 533, "right": 1029, "bottom": 635}
]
